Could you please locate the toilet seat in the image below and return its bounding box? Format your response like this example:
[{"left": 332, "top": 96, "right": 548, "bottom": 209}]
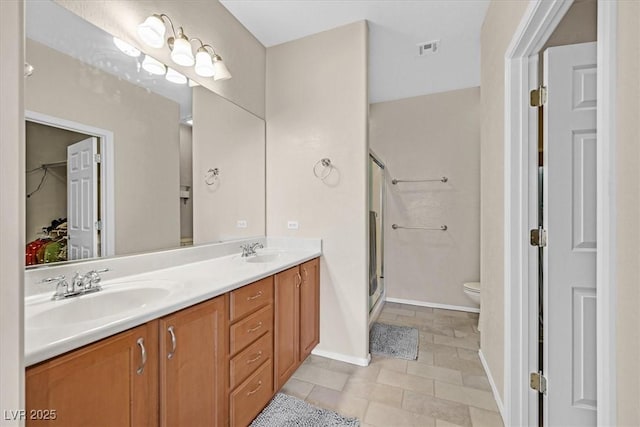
[{"left": 463, "top": 282, "right": 480, "bottom": 293}]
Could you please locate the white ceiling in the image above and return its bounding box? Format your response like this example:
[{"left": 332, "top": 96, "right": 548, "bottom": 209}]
[{"left": 220, "top": 0, "right": 490, "bottom": 103}]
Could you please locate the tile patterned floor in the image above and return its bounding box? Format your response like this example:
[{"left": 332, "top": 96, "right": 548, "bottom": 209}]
[{"left": 281, "top": 302, "right": 504, "bottom": 427}]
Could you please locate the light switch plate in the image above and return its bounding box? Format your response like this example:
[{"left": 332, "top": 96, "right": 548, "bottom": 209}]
[
  {"left": 237, "top": 220, "right": 247, "bottom": 228},
  {"left": 287, "top": 221, "right": 299, "bottom": 230}
]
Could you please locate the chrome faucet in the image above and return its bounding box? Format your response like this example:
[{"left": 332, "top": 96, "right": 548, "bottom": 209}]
[
  {"left": 240, "top": 242, "right": 264, "bottom": 257},
  {"left": 43, "top": 268, "right": 109, "bottom": 300}
]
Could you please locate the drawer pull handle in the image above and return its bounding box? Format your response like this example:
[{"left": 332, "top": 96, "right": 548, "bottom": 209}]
[
  {"left": 296, "top": 272, "right": 302, "bottom": 288},
  {"left": 136, "top": 338, "right": 147, "bottom": 375},
  {"left": 247, "top": 381, "right": 263, "bottom": 396},
  {"left": 246, "top": 291, "right": 263, "bottom": 301},
  {"left": 167, "top": 326, "right": 177, "bottom": 360},
  {"left": 247, "top": 322, "right": 263, "bottom": 333},
  {"left": 246, "top": 351, "right": 263, "bottom": 364}
]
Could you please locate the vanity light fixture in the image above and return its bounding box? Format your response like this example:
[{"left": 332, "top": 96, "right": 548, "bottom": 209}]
[
  {"left": 165, "top": 67, "right": 187, "bottom": 84},
  {"left": 137, "top": 13, "right": 231, "bottom": 80},
  {"left": 137, "top": 14, "right": 166, "bottom": 48},
  {"left": 212, "top": 54, "right": 231, "bottom": 81},
  {"left": 168, "top": 32, "right": 195, "bottom": 67},
  {"left": 141, "top": 55, "right": 166, "bottom": 75},
  {"left": 113, "top": 37, "right": 141, "bottom": 58}
]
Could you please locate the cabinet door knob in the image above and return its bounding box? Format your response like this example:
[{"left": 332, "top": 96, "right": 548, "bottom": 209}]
[
  {"left": 136, "top": 338, "right": 147, "bottom": 375},
  {"left": 167, "top": 326, "right": 177, "bottom": 359}
]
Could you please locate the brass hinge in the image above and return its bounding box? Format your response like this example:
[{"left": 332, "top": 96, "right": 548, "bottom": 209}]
[
  {"left": 94, "top": 153, "right": 102, "bottom": 163},
  {"left": 530, "top": 372, "right": 547, "bottom": 394},
  {"left": 530, "top": 86, "right": 547, "bottom": 107},
  {"left": 530, "top": 227, "right": 547, "bottom": 247}
]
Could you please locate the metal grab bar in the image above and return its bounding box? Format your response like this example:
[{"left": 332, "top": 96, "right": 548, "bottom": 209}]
[
  {"left": 392, "top": 224, "right": 447, "bottom": 231},
  {"left": 392, "top": 177, "right": 448, "bottom": 185}
]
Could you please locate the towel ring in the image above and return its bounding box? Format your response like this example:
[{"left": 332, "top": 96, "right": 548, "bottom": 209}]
[
  {"left": 313, "top": 158, "right": 333, "bottom": 180},
  {"left": 205, "top": 168, "right": 219, "bottom": 185}
]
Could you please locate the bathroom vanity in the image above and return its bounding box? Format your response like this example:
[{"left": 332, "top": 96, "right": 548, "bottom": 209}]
[{"left": 24, "top": 240, "right": 320, "bottom": 427}]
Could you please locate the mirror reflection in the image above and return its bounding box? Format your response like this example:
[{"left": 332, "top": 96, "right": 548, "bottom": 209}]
[{"left": 24, "top": 0, "right": 265, "bottom": 268}]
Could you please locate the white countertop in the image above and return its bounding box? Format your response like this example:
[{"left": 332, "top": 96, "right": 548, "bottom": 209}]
[{"left": 25, "top": 243, "right": 321, "bottom": 366}]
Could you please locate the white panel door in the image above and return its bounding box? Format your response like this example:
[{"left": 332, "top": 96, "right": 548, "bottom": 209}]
[
  {"left": 67, "top": 137, "right": 98, "bottom": 260},
  {"left": 543, "top": 42, "right": 597, "bottom": 427}
]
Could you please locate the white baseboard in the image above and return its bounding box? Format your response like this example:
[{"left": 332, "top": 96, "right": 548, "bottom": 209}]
[
  {"left": 478, "top": 349, "right": 506, "bottom": 423},
  {"left": 311, "top": 348, "right": 371, "bottom": 367},
  {"left": 386, "top": 297, "right": 480, "bottom": 314}
]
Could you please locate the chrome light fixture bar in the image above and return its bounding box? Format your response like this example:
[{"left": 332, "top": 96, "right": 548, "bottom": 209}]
[{"left": 137, "top": 13, "right": 231, "bottom": 80}]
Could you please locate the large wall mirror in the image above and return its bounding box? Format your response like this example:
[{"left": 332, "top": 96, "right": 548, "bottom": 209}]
[{"left": 24, "top": 0, "right": 265, "bottom": 268}]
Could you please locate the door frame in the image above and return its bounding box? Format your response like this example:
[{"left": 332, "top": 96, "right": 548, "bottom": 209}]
[
  {"left": 503, "top": 1, "right": 617, "bottom": 426},
  {"left": 25, "top": 110, "right": 116, "bottom": 257}
]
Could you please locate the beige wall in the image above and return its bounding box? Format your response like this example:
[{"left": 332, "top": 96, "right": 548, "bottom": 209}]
[
  {"left": 56, "top": 0, "right": 266, "bottom": 118},
  {"left": 479, "top": 0, "right": 530, "bottom": 400},
  {"left": 266, "top": 21, "right": 369, "bottom": 362},
  {"left": 26, "top": 39, "right": 181, "bottom": 255},
  {"left": 616, "top": 2, "right": 640, "bottom": 425},
  {"left": 0, "top": 0, "right": 24, "bottom": 420},
  {"left": 369, "top": 88, "right": 481, "bottom": 309},
  {"left": 192, "top": 87, "right": 265, "bottom": 243},
  {"left": 25, "top": 122, "right": 90, "bottom": 243}
]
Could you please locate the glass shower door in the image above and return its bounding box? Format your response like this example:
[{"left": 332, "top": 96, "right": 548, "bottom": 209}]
[{"left": 369, "top": 154, "right": 385, "bottom": 311}]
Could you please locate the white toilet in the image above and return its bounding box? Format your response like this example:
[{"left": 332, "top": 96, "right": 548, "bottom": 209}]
[{"left": 463, "top": 282, "right": 481, "bottom": 330}]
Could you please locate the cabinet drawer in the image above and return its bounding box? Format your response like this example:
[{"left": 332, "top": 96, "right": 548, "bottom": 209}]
[
  {"left": 229, "top": 360, "right": 273, "bottom": 427},
  {"left": 230, "top": 332, "right": 272, "bottom": 390},
  {"left": 230, "top": 276, "right": 273, "bottom": 322},
  {"left": 230, "top": 305, "right": 272, "bottom": 355}
]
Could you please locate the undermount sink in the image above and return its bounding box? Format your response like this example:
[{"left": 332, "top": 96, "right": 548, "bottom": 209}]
[
  {"left": 28, "top": 281, "right": 180, "bottom": 329},
  {"left": 245, "top": 253, "right": 281, "bottom": 263}
]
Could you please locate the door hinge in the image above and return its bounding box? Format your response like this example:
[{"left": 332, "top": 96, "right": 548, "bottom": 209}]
[
  {"left": 530, "top": 86, "right": 547, "bottom": 107},
  {"left": 95, "top": 220, "right": 102, "bottom": 231},
  {"left": 530, "top": 372, "right": 547, "bottom": 394},
  {"left": 530, "top": 227, "right": 547, "bottom": 247},
  {"left": 94, "top": 153, "right": 102, "bottom": 163}
]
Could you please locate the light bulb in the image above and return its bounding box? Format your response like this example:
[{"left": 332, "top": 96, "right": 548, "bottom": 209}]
[
  {"left": 194, "top": 49, "right": 215, "bottom": 77},
  {"left": 141, "top": 55, "right": 166, "bottom": 75},
  {"left": 165, "top": 67, "right": 187, "bottom": 84},
  {"left": 170, "top": 35, "right": 195, "bottom": 67},
  {"left": 212, "top": 55, "right": 231, "bottom": 81},
  {"left": 113, "top": 37, "right": 141, "bottom": 57},
  {"left": 137, "top": 15, "right": 166, "bottom": 49}
]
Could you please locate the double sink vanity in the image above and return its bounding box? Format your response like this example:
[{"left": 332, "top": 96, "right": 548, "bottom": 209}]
[{"left": 24, "top": 238, "right": 321, "bottom": 426}]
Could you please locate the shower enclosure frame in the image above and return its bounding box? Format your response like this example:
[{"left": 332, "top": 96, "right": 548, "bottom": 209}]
[{"left": 369, "top": 151, "right": 386, "bottom": 313}]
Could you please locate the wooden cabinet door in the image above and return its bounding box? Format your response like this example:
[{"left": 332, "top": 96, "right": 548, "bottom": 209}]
[
  {"left": 26, "top": 321, "right": 158, "bottom": 427},
  {"left": 274, "top": 266, "right": 301, "bottom": 390},
  {"left": 299, "top": 258, "right": 320, "bottom": 361},
  {"left": 159, "top": 297, "right": 226, "bottom": 427}
]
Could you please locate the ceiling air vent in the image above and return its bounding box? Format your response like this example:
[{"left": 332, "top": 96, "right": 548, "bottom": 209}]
[{"left": 417, "top": 40, "right": 439, "bottom": 56}]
